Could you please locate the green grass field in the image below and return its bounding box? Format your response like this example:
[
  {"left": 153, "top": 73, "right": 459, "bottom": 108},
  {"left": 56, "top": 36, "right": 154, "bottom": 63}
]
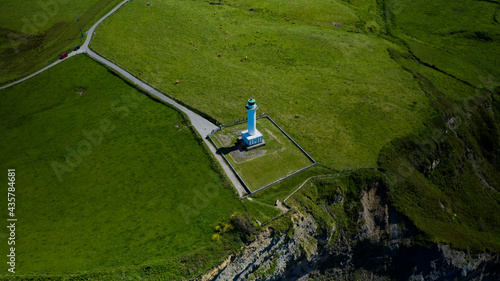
[
  {"left": 1, "top": 0, "right": 499, "bottom": 277},
  {"left": 0, "top": 0, "right": 122, "bottom": 85},
  {"left": 91, "top": 0, "right": 434, "bottom": 169},
  {"left": 90, "top": 0, "right": 500, "bottom": 252},
  {"left": 211, "top": 118, "right": 313, "bottom": 191},
  {"left": 376, "top": 0, "right": 500, "bottom": 251},
  {"left": 0, "top": 55, "right": 245, "bottom": 277},
  {"left": 387, "top": 0, "right": 500, "bottom": 87},
  {"left": 251, "top": 165, "right": 336, "bottom": 205},
  {"left": 378, "top": 47, "right": 500, "bottom": 251}
]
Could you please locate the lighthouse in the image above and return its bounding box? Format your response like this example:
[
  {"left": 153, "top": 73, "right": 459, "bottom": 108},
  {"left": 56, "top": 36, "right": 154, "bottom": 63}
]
[{"left": 241, "top": 98, "right": 264, "bottom": 149}]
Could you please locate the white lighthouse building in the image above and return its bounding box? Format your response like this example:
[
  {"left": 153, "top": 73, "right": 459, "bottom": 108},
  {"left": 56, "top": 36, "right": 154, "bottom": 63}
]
[{"left": 241, "top": 98, "right": 264, "bottom": 148}]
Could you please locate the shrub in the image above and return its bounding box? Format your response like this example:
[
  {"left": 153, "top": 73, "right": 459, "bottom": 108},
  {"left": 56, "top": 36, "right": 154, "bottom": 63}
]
[{"left": 230, "top": 212, "right": 258, "bottom": 243}]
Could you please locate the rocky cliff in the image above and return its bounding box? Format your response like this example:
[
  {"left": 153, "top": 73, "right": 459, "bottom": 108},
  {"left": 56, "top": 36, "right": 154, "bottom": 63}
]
[{"left": 198, "top": 182, "right": 499, "bottom": 280}]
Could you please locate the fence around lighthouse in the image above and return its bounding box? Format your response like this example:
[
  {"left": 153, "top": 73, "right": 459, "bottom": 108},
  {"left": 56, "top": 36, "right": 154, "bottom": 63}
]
[{"left": 207, "top": 114, "right": 316, "bottom": 196}]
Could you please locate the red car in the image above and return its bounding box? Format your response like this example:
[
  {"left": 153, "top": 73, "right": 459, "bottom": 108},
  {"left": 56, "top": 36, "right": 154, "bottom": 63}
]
[{"left": 59, "top": 52, "right": 68, "bottom": 59}]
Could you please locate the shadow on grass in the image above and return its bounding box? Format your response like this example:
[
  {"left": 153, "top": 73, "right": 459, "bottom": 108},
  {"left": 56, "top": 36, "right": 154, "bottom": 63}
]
[{"left": 217, "top": 141, "right": 243, "bottom": 155}]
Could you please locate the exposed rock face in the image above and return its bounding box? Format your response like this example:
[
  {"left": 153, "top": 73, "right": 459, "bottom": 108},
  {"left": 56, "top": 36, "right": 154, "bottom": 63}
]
[
  {"left": 199, "top": 184, "right": 499, "bottom": 280},
  {"left": 213, "top": 227, "right": 286, "bottom": 280},
  {"left": 211, "top": 213, "right": 318, "bottom": 281},
  {"left": 358, "top": 184, "right": 389, "bottom": 243}
]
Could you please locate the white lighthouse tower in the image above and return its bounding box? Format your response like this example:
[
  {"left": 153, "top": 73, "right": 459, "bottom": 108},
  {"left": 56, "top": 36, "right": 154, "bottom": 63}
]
[{"left": 241, "top": 98, "right": 264, "bottom": 149}]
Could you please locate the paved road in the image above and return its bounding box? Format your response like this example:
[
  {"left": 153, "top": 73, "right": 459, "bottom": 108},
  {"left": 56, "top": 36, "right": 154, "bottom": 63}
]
[
  {"left": 0, "top": 51, "right": 78, "bottom": 91},
  {"left": 0, "top": 0, "right": 118, "bottom": 91},
  {"left": 0, "top": 0, "right": 247, "bottom": 197}
]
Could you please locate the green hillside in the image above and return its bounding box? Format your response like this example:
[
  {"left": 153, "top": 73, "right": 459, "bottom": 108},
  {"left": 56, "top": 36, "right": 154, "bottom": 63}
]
[
  {"left": 0, "top": 0, "right": 499, "bottom": 278},
  {"left": 0, "top": 55, "right": 245, "bottom": 278},
  {"left": 0, "top": 0, "right": 122, "bottom": 85},
  {"left": 90, "top": 0, "right": 500, "bottom": 252},
  {"left": 91, "top": 0, "right": 434, "bottom": 168}
]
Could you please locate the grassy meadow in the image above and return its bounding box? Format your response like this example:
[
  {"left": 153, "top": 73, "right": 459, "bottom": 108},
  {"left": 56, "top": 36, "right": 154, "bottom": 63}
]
[
  {"left": 90, "top": 0, "right": 500, "bottom": 251},
  {"left": 0, "top": 0, "right": 122, "bottom": 85},
  {"left": 378, "top": 48, "right": 500, "bottom": 251},
  {"left": 211, "top": 118, "right": 313, "bottom": 191},
  {"left": 251, "top": 165, "right": 336, "bottom": 205},
  {"left": 0, "top": 55, "right": 245, "bottom": 278},
  {"left": 387, "top": 0, "right": 500, "bottom": 88},
  {"left": 376, "top": 0, "right": 500, "bottom": 251},
  {"left": 91, "top": 0, "right": 434, "bottom": 169},
  {"left": 0, "top": 0, "right": 498, "bottom": 279}
]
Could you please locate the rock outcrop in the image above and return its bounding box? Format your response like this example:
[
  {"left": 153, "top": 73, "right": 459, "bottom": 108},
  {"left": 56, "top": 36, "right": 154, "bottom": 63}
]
[{"left": 197, "top": 184, "right": 500, "bottom": 281}]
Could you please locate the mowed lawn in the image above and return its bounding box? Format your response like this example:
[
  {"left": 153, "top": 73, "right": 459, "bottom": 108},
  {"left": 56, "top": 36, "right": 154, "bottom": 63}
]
[
  {"left": 0, "top": 0, "right": 122, "bottom": 85},
  {"left": 212, "top": 118, "right": 313, "bottom": 191},
  {"left": 91, "top": 0, "right": 434, "bottom": 168},
  {"left": 0, "top": 55, "right": 244, "bottom": 275}
]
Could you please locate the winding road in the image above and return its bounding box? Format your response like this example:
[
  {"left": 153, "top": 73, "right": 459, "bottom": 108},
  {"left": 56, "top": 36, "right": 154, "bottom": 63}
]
[{"left": 0, "top": 0, "right": 247, "bottom": 197}]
